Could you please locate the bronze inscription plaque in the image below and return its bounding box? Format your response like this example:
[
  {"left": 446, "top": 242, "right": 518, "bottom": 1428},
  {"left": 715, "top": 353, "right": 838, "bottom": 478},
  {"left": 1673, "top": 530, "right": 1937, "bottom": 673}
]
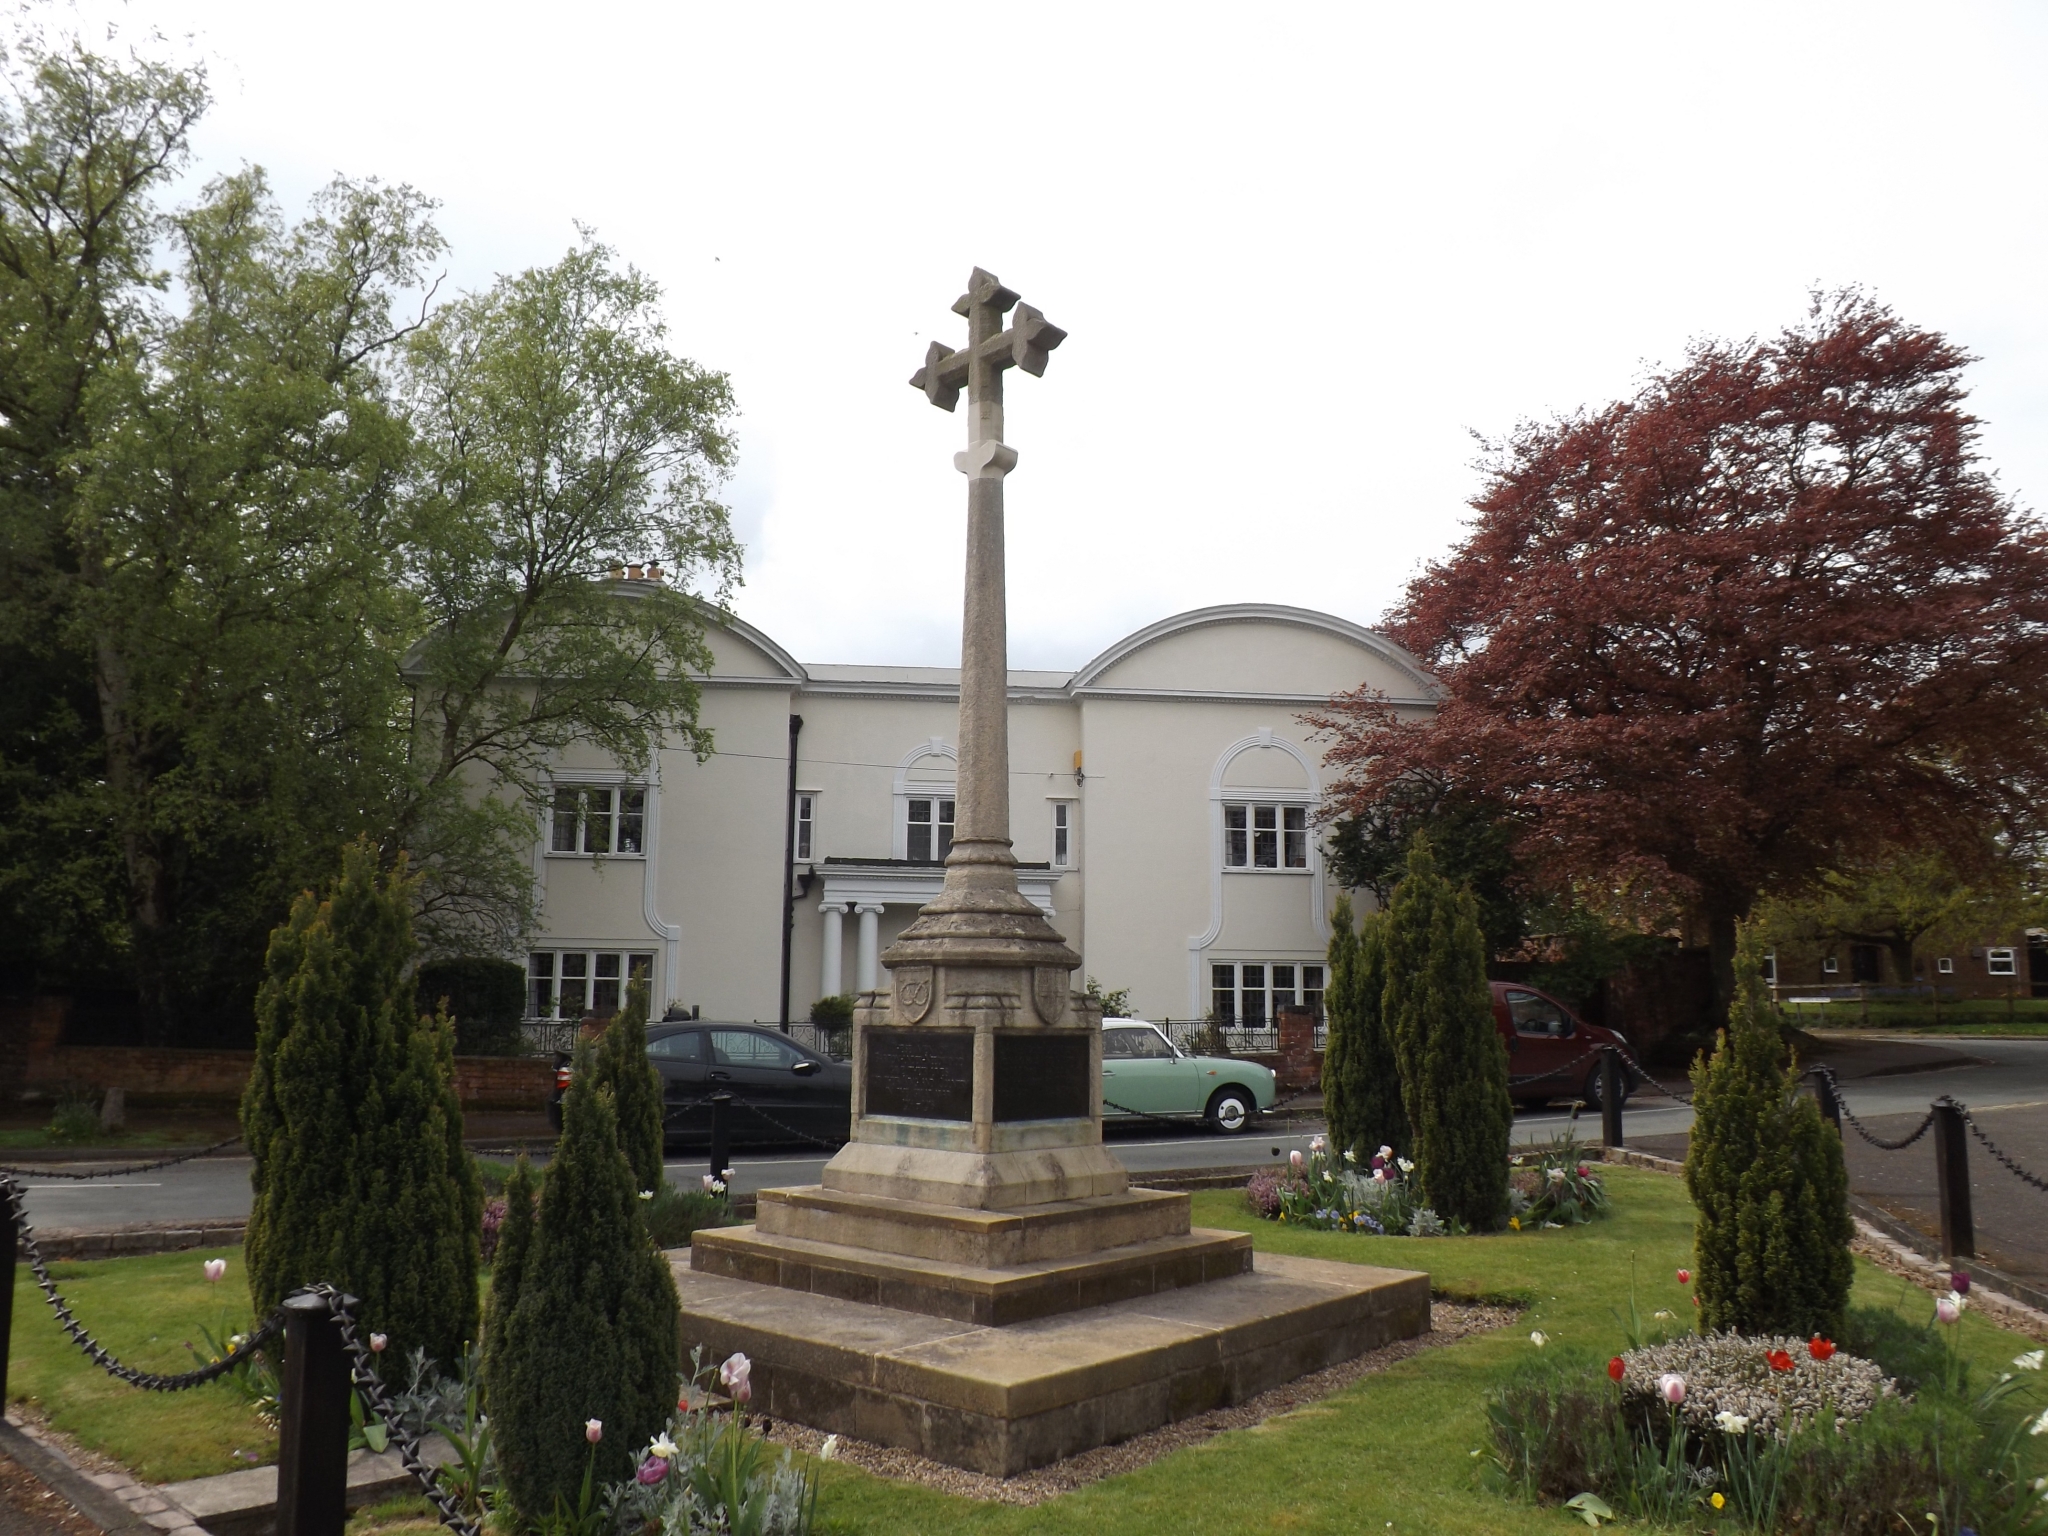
[
  {"left": 994, "top": 1032, "right": 1092, "bottom": 1122},
  {"left": 864, "top": 1029, "right": 973, "bottom": 1121}
]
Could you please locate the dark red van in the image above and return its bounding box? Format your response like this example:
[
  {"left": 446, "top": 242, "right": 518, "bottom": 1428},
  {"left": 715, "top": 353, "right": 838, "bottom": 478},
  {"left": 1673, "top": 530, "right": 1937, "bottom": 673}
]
[{"left": 1488, "top": 982, "right": 1637, "bottom": 1107}]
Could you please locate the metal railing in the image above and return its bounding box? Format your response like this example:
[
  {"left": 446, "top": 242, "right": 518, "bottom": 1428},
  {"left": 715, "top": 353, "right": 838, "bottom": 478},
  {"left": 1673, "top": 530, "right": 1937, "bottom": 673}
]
[{"left": 1155, "top": 1019, "right": 1328, "bottom": 1055}]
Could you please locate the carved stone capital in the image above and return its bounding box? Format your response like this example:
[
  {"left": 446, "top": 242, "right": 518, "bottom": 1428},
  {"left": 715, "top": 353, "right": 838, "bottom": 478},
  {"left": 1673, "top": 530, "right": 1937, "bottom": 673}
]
[{"left": 953, "top": 439, "right": 1019, "bottom": 479}]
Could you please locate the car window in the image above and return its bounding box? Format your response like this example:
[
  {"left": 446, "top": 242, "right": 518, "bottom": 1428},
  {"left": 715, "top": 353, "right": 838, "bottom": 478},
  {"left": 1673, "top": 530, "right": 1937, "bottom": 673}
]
[
  {"left": 1102, "top": 1028, "right": 1137, "bottom": 1059},
  {"left": 709, "top": 1029, "right": 804, "bottom": 1069},
  {"left": 1125, "top": 1028, "right": 1178, "bottom": 1060},
  {"left": 1506, "top": 990, "right": 1570, "bottom": 1038},
  {"left": 646, "top": 1030, "right": 704, "bottom": 1062}
]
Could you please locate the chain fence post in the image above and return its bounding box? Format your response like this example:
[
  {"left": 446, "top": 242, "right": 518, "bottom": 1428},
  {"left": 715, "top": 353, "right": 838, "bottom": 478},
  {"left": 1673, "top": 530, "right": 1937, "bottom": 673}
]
[
  {"left": 276, "top": 1292, "right": 352, "bottom": 1536},
  {"left": 1809, "top": 1069, "right": 1842, "bottom": 1137},
  {"left": 708, "top": 1092, "right": 732, "bottom": 1186},
  {"left": 1, "top": 1176, "right": 16, "bottom": 1400},
  {"left": 1599, "top": 1047, "right": 1623, "bottom": 1150},
  {"left": 1931, "top": 1098, "right": 1974, "bottom": 1263}
]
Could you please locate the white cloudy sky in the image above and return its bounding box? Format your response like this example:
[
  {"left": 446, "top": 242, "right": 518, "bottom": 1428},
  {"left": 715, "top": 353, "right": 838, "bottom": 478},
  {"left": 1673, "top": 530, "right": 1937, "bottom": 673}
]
[{"left": 55, "top": 1, "right": 2048, "bottom": 670}]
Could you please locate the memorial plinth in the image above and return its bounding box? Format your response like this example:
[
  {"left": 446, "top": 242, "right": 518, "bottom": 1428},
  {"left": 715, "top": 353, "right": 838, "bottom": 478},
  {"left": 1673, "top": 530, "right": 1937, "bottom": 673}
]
[{"left": 676, "top": 267, "right": 1426, "bottom": 1474}]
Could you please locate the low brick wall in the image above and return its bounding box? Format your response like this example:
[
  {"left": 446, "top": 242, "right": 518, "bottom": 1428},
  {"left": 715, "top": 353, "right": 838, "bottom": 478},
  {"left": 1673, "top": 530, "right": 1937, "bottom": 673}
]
[{"left": 19, "top": 1044, "right": 550, "bottom": 1112}]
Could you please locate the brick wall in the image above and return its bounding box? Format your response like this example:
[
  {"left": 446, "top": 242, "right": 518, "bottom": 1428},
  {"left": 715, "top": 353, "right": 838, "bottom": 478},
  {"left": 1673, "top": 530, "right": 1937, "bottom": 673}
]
[{"left": 13, "top": 1036, "right": 549, "bottom": 1112}]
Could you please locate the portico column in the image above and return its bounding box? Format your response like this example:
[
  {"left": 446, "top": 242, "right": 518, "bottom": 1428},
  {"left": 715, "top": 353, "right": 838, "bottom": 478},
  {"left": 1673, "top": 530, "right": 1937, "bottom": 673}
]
[
  {"left": 820, "top": 902, "right": 848, "bottom": 997},
  {"left": 855, "top": 904, "right": 883, "bottom": 993}
]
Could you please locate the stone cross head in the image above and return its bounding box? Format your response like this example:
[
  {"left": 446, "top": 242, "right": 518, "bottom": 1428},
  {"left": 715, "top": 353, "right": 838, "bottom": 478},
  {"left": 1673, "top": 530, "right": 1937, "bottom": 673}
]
[{"left": 909, "top": 267, "right": 1066, "bottom": 429}]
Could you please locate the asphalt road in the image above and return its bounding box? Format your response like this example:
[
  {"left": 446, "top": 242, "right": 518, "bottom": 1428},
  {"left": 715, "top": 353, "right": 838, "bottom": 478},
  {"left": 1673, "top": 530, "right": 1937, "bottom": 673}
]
[{"left": 15, "top": 1038, "right": 2045, "bottom": 1251}]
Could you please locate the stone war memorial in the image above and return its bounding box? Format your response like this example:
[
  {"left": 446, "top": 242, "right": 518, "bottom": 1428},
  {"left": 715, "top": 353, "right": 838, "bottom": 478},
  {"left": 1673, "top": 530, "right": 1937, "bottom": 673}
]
[{"left": 676, "top": 269, "right": 1428, "bottom": 1475}]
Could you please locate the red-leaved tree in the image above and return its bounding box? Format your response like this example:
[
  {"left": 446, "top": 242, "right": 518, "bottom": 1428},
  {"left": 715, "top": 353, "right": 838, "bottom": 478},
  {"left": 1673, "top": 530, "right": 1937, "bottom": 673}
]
[{"left": 1317, "top": 292, "right": 2048, "bottom": 1014}]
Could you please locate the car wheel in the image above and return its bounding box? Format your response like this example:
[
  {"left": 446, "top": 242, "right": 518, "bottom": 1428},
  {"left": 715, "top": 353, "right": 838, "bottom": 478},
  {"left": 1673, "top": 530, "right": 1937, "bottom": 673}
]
[
  {"left": 1207, "top": 1085, "right": 1255, "bottom": 1135},
  {"left": 1582, "top": 1064, "right": 1633, "bottom": 1109}
]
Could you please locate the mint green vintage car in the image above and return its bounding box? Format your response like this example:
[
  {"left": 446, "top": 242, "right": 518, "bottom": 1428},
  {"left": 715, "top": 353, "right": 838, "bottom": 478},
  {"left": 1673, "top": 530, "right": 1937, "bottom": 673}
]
[{"left": 1099, "top": 1019, "right": 1277, "bottom": 1134}]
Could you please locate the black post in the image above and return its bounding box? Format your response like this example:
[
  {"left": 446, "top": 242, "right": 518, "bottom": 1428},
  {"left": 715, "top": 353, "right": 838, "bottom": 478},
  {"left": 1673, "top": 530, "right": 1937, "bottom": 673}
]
[
  {"left": 0, "top": 1179, "right": 17, "bottom": 1399},
  {"left": 777, "top": 714, "right": 804, "bottom": 1033},
  {"left": 1810, "top": 1069, "right": 1843, "bottom": 1137},
  {"left": 1932, "top": 1098, "right": 1974, "bottom": 1262},
  {"left": 276, "top": 1292, "right": 352, "bottom": 1536},
  {"left": 708, "top": 1092, "right": 733, "bottom": 1186},
  {"left": 1600, "top": 1047, "right": 1623, "bottom": 1150}
]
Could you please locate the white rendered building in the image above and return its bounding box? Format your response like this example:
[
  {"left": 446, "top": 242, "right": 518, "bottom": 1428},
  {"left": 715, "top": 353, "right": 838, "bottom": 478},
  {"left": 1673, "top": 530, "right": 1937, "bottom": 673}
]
[{"left": 524, "top": 601, "right": 1437, "bottom": 1028}]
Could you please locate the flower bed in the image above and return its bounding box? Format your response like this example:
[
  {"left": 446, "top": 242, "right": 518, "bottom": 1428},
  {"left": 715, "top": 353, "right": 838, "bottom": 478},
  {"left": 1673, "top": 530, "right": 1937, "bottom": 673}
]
[
  {"left": 1615, "top": 1331, "right": 1892, "bottom": 1439},
  {"left": 1487, "top": 1272, "right": 2048, "bottom": 1532},
  {"left": 1246, "top": 1133, "right": 1610, "bottom": 1236}
]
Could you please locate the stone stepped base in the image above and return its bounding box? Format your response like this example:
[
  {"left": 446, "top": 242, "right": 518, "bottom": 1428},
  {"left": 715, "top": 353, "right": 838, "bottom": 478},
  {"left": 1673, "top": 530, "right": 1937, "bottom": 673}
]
[
  {"left": 753, "top": 1183, "right": 1194, "bottom": 1264},
  {"left": 670, "top": 1250, "right": 1430, "bottom": 1476},
  {"left": 692, "top": 1221, "right": 1251, "bottom": 1326}
]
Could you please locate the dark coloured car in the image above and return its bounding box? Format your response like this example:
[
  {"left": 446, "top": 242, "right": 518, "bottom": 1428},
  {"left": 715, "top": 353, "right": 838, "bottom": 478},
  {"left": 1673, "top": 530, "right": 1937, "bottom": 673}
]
[
  {"left": 551, "top": 1022, "right": 852, "bottom": 1149},
  {"left": 1489, "top": 981, "right": 1638, "bottom": 1107}
]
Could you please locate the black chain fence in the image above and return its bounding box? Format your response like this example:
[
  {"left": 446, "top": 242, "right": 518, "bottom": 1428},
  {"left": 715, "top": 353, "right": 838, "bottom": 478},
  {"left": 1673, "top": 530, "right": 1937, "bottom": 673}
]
[
  {"left": 1958, "top": 1104, "right": 2048, "bottom": 1196},
  {"left": 3, "top": 1171, "right": 475, "bottom": 1534},
  {"left": 0, "top": 1134, "right": 244, "bottom": 1182},
  {"left": 1803, "top": 1064, "right": 1938, "bottom": 1151}
]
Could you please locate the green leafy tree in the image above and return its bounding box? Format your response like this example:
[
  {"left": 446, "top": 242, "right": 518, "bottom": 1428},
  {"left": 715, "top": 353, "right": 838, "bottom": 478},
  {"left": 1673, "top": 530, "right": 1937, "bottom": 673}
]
[
  {"left": 1327, "top": 782, "right": 1529, "bottom": 961},
  {"left": 482, "top": 1154, "right": 537, "bottom": 1384},
  {"left": 1755, "top": 841, "right": 2044, "bottom": 986},
  {"left": 393, "top": 238, "right": 741, "bottom": 955},
  {"left": 593, "top": 978, "right": 665, "bottom": 1195},
  {"left": 1321, "top": 896, "right": 1408, "bottom": 1161},
  {"left": 242, "top": 841, "right": 481, "bottom": 1373},
  {"left": 0, "top": 29, "right": 441, "bottom": 1037},
  {"left": 1382, "top": 838, "right": 1512, "bottom": 1229},
  {"left": 0, "top": 34, "right": 745, "bottom": 1038},
  {"left": 1084, "top": 976, "right": 1134, "bottom": 1019},
  {"left": 489, "top": 1040, "right": 680, "bottom": 1519},
  {"left": 1686, "top": 936, "right": 1853, "bottom": 1337}
]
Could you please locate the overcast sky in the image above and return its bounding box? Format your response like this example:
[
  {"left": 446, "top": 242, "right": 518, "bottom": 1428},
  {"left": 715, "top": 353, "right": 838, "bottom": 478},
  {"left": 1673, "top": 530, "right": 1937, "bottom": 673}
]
[{"left": 58, "top": 1, "right": 2048, "bottom": 670}]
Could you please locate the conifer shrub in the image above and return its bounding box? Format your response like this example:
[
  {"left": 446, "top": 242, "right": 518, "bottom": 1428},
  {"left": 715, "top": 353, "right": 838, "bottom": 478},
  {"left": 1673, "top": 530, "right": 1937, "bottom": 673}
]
[
  {"left": 1321, "top": 894, "right": 1409, "bottom": 1162},
  {"left": 482, "top": 1154, "right": 537, "bottom": 1381},
  {"left": 489, "top": 1040, "right": 681, "bottom": 1519},
  {"left": 593, "top": 978, "right": 665, "bottom": 1194},
  {"left": 1685, "top": 937, "right": 1853, "bottom": 1337},
  {"left": 1382, "top": 837, "right": 1512, "bottom": 1230},
  {"left": 242, "top": 841, "right": 482, "bottom": 1377}
]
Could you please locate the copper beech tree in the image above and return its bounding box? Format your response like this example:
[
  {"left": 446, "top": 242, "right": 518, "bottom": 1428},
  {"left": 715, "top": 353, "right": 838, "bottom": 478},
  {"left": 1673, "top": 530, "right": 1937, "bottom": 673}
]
[{"left": 1317, "top": 293, "right": 2048, "bottom": 1014}]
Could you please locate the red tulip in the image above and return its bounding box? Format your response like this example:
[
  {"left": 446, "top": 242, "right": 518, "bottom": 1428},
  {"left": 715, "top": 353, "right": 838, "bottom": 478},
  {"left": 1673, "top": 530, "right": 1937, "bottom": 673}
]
[
  {"left": 1808, "top": 1336, "right": 1836, "bottom": 1362},
  {"left": 1765, "top": 1349, "right": 1794, "bottom": 1373},
  {"left": 1675, "top": 1269, "right": 1691, "bottom": 1285},
  {"left": 1607, "top": 1356, "right": 1626, "bottom": 1383}
]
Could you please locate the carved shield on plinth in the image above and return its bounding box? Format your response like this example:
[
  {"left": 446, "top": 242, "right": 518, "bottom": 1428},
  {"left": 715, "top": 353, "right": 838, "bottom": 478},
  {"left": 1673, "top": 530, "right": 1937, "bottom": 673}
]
[
  {"left": 1032, "top": 967, "right": 1069, "bottom": 1025},
  {"left": 895, "top": 966, "right": 935, "bottom": 1024}
]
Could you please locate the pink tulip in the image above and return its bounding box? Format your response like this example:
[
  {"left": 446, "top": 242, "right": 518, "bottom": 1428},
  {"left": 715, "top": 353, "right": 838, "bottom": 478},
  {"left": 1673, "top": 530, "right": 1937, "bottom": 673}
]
[
  {"left": 585, "top": 1419, "right": 603, "bottom": 1443},
  {"left": 203, "top": 1259, "right": 226, "bottom": 1283},
  {"left": 636, "top": 1457, "right": 669, "bottom": 1485},
  {"left": 702, "top": 1174, "right": 716, "bottom": 1192},
  {"left": 1657, "top": 1373, "right": 1686, "bottom": 1405},
  {"left": 720, "top": 1351, "right": 753, "bottom": 1404},
  {"left": 1936, "top": 1296, "right": 1962, "bottom": 1325},
  {"left": 369, "top": 1333, "right": 388, "bottom": 1353},
  {"left": 1289, "top": 1150, "right": 1304, "bottom": 1170}
]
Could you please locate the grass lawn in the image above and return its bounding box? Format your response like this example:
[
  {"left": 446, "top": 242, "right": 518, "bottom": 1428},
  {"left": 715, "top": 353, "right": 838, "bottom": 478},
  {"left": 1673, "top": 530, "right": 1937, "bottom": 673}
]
[
  {"left": 809, "top": 1169, "right": 2048, "bottom": 1536},
  {"left": 5, "top": 1246, "right": 275, "bottom": 1483},
  {"left": 7, "top": 1170, "right": 2043, "bottom": 1529}
]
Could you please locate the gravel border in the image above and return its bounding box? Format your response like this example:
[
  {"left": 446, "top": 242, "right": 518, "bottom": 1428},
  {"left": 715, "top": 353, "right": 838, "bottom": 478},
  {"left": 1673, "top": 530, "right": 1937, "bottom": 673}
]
[{"left": 758, "top": 1298, "right": 1518, "bottom": 1505}]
